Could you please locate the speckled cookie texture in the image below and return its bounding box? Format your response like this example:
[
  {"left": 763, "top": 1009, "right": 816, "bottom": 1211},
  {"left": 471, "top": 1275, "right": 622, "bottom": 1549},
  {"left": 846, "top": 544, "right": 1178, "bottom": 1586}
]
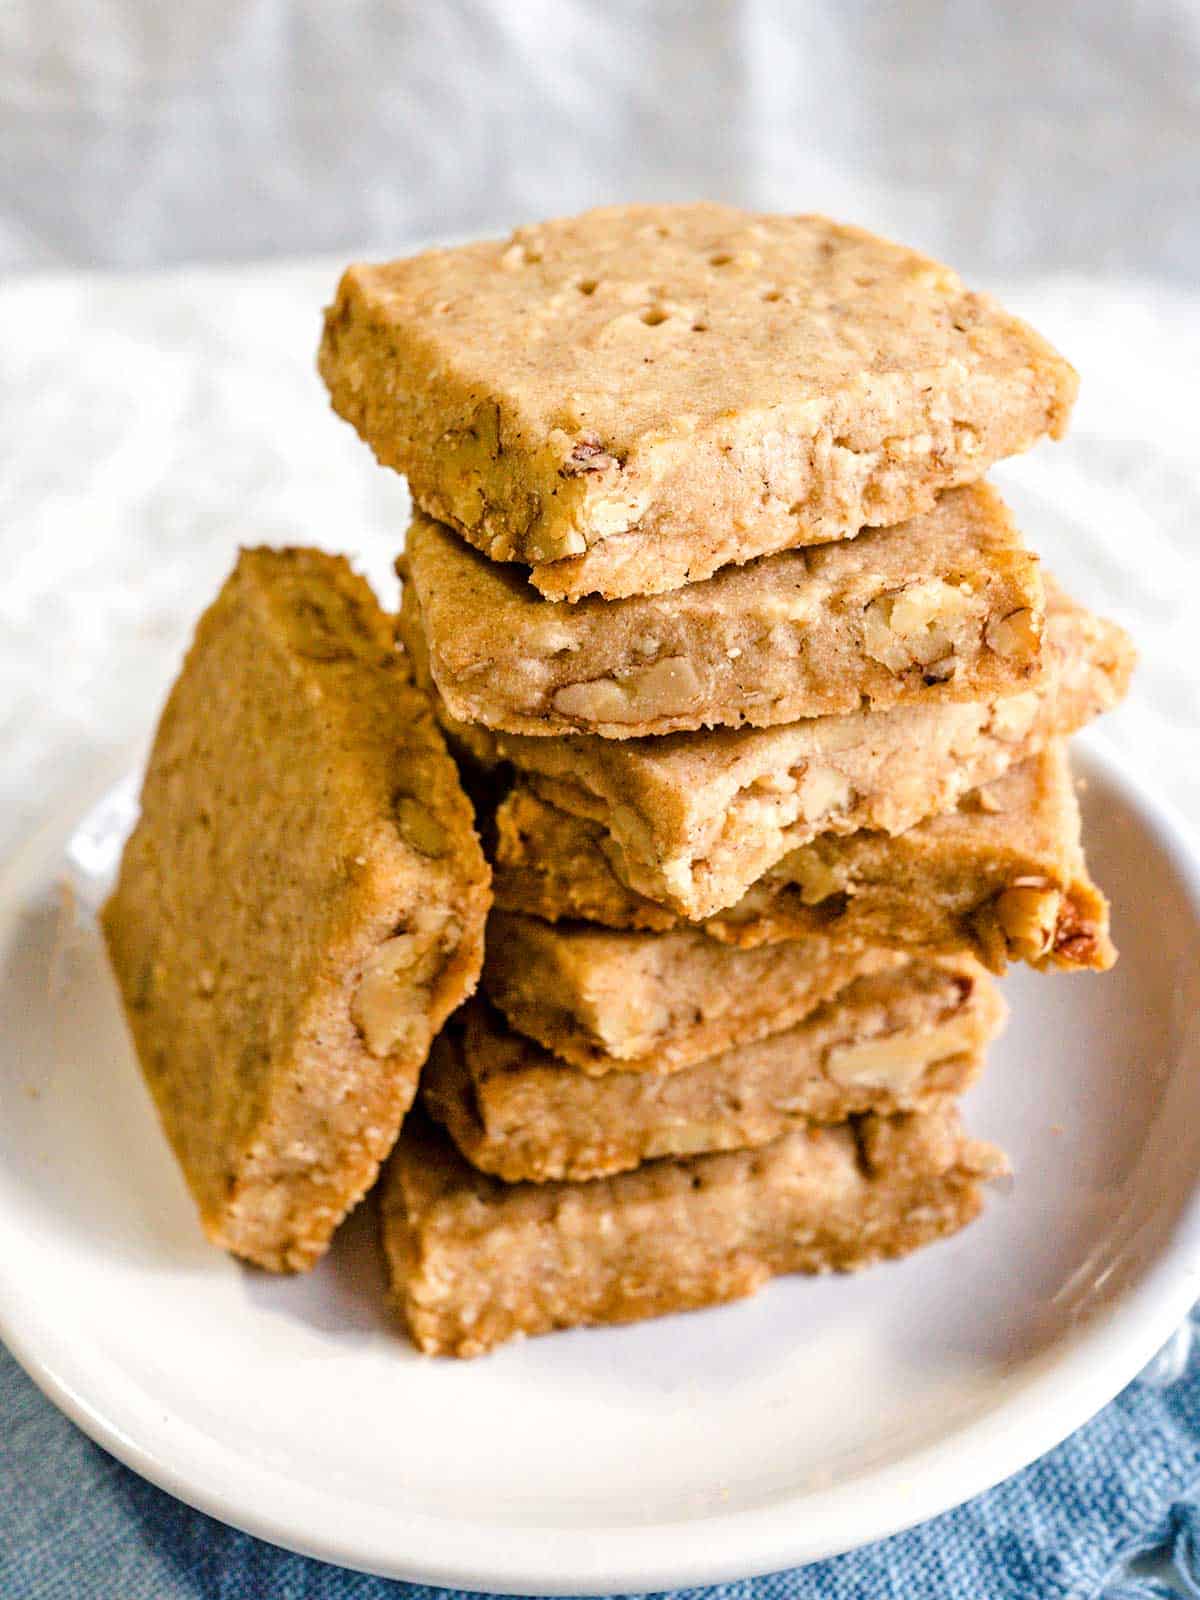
[
  {"left": 102, "top": 548, "right": 491, "bottom": 1272},
  {"left": 492, "top": 746, "right": 1114, "bottom": 974},
  {"left": 320, "top": 203, "right": 1077, "bottom": 600},
  {"left": 481, "top": 911, "right": 906, "bottom": 1075},
  {"left": 423, "top": 958, "right": 1003, "bottom": 1183},
  {"left": 381, "top": 1107, "right": 1005, "bottom": 1356},
  {"left": 482, "top": 584, "right": 1134, "bottom": 921},
  {"left": 398, "top": 483, "right": 1044, "bottom": 738}
]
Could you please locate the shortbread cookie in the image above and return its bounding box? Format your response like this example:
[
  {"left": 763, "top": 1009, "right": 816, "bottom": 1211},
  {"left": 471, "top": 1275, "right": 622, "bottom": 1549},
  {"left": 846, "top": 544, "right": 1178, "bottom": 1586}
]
[
  {"left": 381, "top": 1108, "right": 1004, "bottom": 1355},
  {"left": 487, "top": 584, "right": 1132, "bottom": 919},
  {"left": 322, "top": 203, "right": 1076, "bottom": 600},
  {"left": 103, "top": 549, "right": 491, "bottom": 1271},
  {"left": 425, "top": 958, "right": 1002, "bottom": 1182},
  {"left": 492, "top": 747, "right": 1114, "bottom": 973},
  {"left": 399, "top": 484, "right": 1043, "bottom": 738},
  {"left": 482, "top": 912, "right": 904, "bottom": 1074}
]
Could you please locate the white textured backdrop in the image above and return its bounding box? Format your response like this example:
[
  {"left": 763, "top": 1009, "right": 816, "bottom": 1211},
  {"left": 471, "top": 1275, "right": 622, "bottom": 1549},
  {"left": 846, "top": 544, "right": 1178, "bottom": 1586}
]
[{"left": 1, "top": 0, "right": 1198, "bottom": 278}]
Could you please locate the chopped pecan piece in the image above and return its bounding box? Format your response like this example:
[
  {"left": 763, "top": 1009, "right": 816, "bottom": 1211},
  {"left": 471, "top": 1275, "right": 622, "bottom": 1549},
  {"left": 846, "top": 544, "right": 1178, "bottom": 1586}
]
[{"left": 560, "top": 431, "right": 619, "bottom": 476}]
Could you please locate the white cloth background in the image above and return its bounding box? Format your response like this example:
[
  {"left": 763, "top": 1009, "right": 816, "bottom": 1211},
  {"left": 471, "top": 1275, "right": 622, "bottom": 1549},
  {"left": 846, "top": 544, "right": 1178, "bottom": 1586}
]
[
  {"left": 1, "top": 0, "right": 1198, "bottom": 279},
  {"left": 0, "top": 1, "right": 1198, "bottom": 851}
]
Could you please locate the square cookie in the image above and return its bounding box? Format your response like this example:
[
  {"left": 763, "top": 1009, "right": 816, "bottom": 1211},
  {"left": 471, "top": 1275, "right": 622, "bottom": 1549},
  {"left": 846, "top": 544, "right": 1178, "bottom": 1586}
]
[
  {"left": 424, "top": 957, "right": 1002, "bottom": 1182},
  {"left": 322, "top": 204, "right": 1076, "bottom": 599},
  {"left": 103, "top": 548, "right": 491, "bottom": 1271},
  {"left": 381, "top": 1108, "right": 1004, "bottom": 1355},
  {"left": 487, "top": 583, "right": 1133, "bottom": 920},
  {"left": 492, "top": 746, "right": 1115, "bottom": 974},
  {"left": 481, "top": 913, "right": 905, "bottom": 1074},
  {"left": 399, "top": 484, "right": 1044, "bottom": 738}
]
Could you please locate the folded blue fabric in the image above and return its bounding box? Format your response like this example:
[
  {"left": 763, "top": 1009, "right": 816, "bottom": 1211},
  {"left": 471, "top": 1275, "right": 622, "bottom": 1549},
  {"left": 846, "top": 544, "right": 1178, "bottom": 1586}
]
[{"left": 4, "top": 1317, "right": 1199, "bottom": 1600}]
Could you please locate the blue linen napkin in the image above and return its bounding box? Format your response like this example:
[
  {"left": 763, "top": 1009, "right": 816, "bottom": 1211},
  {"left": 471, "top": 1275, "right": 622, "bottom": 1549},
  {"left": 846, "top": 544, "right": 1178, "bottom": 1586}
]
[{"left": 4, "top": 1315, "right": 1200, "bottom": 1600}]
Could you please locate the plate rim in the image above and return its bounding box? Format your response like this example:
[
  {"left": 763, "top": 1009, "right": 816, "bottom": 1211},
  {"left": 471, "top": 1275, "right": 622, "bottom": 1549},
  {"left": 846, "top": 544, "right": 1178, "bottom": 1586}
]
[{"left": 3, "top": 732, "right": 1200, "bottom": 1595}]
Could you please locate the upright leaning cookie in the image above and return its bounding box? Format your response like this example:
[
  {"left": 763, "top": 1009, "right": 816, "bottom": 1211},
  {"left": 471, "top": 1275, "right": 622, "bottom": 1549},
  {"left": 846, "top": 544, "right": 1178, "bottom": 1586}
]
[{"left": 103, "top": 548, "right": 491, "bottom": 1272}]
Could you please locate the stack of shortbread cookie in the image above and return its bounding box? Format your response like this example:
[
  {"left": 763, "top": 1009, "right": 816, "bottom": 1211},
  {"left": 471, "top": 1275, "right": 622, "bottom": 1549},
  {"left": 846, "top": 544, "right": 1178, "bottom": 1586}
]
[
  {"left": 320, "top": 205, "right": 1133, "bottom": 1356},
  {"left": 104, "top": 206, "right": 1134, "bottom": 1358}
]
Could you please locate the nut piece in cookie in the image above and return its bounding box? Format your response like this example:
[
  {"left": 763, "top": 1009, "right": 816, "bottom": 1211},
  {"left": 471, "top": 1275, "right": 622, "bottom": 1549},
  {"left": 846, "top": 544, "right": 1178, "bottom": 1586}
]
[{"left": 102, "top": 548, "right": 491, "bottom": 1272}]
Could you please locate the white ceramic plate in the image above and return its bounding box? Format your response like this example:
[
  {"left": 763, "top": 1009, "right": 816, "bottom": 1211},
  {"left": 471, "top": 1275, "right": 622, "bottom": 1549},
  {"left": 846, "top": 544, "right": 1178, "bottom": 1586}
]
[{"left": 2, "top": 736, "right": 1200, "bottom": 1594}]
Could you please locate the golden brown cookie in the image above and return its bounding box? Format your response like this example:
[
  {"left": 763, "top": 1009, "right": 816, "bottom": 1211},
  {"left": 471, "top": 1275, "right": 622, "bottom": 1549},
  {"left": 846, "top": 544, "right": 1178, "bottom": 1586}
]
[
  {"left": 479, "top": 583, "right": 1133, "bottom": 920},
  {"left": 481, "top": 913, "right": 904, "bottom": 1074},
  {"left": 381, "top": 1108, "right": 1005, "bottom": 1356},
  {"left": 425, "top": 958, "right": 1002, "bottom": 1182},
  {"left": 322, "top": 203, "right": 1075, "bottom": 600},
  {"left": 103, "top": 548, "right": 491, "bottom": 1271},
  {"left": 492, "top": 746, "right": 1115, "bottom": 974},
  {"left": 399, "top": 484, "right": 1044, "bottom": 738}
]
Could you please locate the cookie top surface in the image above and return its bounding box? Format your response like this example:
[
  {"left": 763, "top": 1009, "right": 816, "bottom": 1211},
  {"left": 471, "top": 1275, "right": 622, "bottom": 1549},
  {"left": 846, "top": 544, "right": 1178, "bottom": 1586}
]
[
  {"left": 321, "top": 204, "right": 1077, "bottom": 597},
  {"left": 335, "top": 204, "right": 1064, "bottom": 444}
]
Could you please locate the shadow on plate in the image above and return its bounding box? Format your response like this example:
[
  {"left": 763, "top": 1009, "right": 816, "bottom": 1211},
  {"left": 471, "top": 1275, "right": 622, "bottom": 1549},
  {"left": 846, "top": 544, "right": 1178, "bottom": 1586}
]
[{"left": 238, "top": 1192, "right": 397, "bottom": 1344}]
